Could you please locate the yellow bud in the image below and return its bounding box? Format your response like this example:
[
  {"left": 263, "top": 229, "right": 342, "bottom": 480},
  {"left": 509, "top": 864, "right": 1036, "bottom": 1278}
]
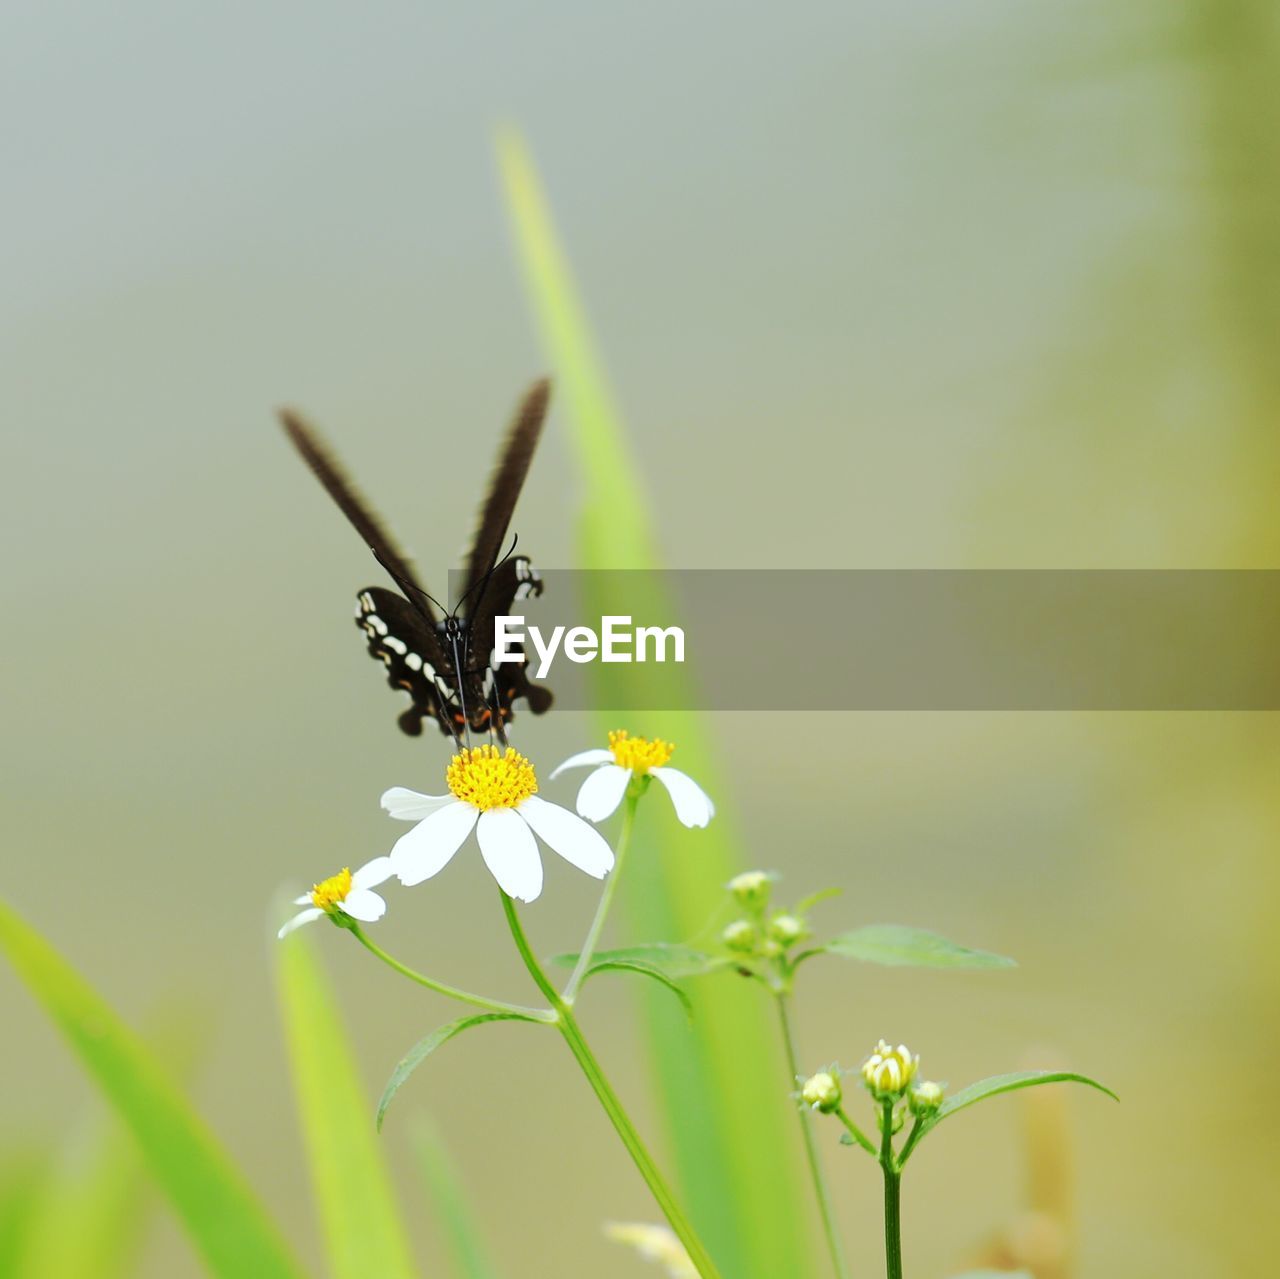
[
  {"left": 861, "top": 1041, "right": 919, "bottom": 1097},
  {"left": 800, "top": 1071, "right": 842, "bottom": 1113}
]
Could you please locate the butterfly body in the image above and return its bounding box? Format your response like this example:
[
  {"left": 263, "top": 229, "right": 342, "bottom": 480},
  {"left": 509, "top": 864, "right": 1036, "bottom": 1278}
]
[{"left": 282, "top": 381, "right": 554, "bottom": 744}]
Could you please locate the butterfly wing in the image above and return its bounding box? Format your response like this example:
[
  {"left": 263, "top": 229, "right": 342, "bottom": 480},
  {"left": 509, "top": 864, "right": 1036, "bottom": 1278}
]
[
  {"left": 280, "top": 408, "right": 440, "bottom": 625},
  {"left": 461, "top": 379, "right": 550, "bottom": 600},
  {"left": 355, "top": 588, "right": 460, "bottom": 737},
  {"left": 463, "top": 556, "right": 553, "bottom": 727}
]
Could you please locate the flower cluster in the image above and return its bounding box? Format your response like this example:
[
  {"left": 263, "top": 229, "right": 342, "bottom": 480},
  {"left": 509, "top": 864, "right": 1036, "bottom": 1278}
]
[
  {"left": 718, "top": 871, "right": 824, "bottom": 970},
  {"left": 278, "top": 729, "right": 712, "bottom": 930}
]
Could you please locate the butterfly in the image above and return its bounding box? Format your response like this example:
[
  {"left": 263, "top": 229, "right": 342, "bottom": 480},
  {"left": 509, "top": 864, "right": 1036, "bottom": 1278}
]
[{"left": 279, "top": 380, "right": 554, "bottom": 744}]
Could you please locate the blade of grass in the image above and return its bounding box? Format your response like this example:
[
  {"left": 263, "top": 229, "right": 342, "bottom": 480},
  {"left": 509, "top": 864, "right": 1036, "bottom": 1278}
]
[
  {"left": 276, "top": 925, "right": 417, "bottom": 1279},
  {"left": 411, "top": 1118, "right": 502, "bottom": 1279},
  {"left": 21, "top": 1003, "right": 211, "bottom": 1279},
  {"left": 0, "top": 1150, "right": 48, "bottom": 1278},
  {"left": 22, "top": 1119, "right": 151, "bottom": 1279},
  {"left": 0, "top": 899, "right": 305, "bottom": 1279},
  {"left": 497, "top": 128, "right": 811, "bottom": 1279}
]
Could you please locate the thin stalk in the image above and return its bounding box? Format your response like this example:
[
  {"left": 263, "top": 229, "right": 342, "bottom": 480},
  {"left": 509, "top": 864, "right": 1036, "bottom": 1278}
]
[
  {"left": 775, "top": 995, "right": 850, "bottom": 1279},
  {"left": 564, "top": 788, "right": 638, "bottom": 1001},
  {"left": 500, "top": 892, "right": 723, "bottom": 1279},
  {"left": 349, "top": 923, "right": 551, "bottom": 1020},
  {"left": 880, "top": 1099, "right": 903, "bottom": 1279}
]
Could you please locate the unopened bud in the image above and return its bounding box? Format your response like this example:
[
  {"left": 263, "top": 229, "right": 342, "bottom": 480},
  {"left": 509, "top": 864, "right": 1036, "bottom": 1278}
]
[
  {"left": 800, "top": 1071, "right": 842, "bottom": 1113},
  {"left": 722, "top": 920, "right": 758, "bottom": 954},
  {"left": 768, "top": 913, "right": 807, "bottom": 947},
  {"left": 861, "top": 1040, "right": 919, "bottom": 1097},
  {"left": 909, "top": 1081, "right": 945, "bottom": 1114},
  {"left": 728, "top": 870, "right": 773, "bottom": 911}
]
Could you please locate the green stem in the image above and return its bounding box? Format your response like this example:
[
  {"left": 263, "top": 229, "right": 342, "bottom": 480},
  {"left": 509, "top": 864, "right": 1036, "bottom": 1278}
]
[
  {"left": 500, "top": 892, "right": 723, "bottom": 1279},
  {"left": 880, "top": 1100, "right": 903, "bottom": 1279},
  {"left": 834, "top": 1106, "right": 877, "bottom": 1158},
  {"left": 349, "top": 923, "right": 551, "bottom": 1021},
  {"left": 564, "top": 789, "right": 638, "bottom": 1001},
  {"left": 774, "top": 994, "right": 850, "bottom": 1279}
]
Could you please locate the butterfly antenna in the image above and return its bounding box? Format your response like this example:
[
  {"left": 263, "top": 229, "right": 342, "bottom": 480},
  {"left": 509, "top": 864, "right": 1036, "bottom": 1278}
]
[{"left": 454, "top": 532, "right": 520, "bottom": 618}]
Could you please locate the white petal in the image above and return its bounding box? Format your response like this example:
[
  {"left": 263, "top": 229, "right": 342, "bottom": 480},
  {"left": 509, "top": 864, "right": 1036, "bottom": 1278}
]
[
  {"left": 277, "top": 907, "right": 323, "bottom": 939},
  {"left": 380, "top": 787, "right": 456, "bottom": 821},
  {"left": 390, "top": 802, "right": 477, "bottom": 886},
  {"left": 575, "top": 765, "right": 631, "bottom": 822},
  {"left": 339, "top": 888, "right": 386, "bottom": 922},
  {"left": 651, "top": 767, "right": 715, "bottom": 828},
  {"left": 292, "top": 892, "right": 313, "bottom": 906},
  {"left": 352, "top": 856, "right": 395, "bottom": 890},
  {"left": 549, "top": 748, "right": 613, "bottom": 779},
  {"left": 518, "top": 796, "right": 614, "bottom": 879},
  {"left": 477, "top": 808, "right": 544, "bottom": 902}
]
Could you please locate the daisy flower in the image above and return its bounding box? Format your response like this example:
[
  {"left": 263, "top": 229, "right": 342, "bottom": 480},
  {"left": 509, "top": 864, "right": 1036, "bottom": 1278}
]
[
  {"left": 551, "top": 730, "right": 714, "bottom": 828},
  {"left": 277, "top": 857, "right": 395, "bottom": 938},
  {"left": 383, "top": 746, "right": 613, "bottom": 903}
]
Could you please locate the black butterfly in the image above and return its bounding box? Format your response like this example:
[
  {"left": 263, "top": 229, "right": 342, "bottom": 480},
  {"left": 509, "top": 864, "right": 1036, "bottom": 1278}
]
[{"left": 280, "top": 380, "right": 554, "bottom": 744}]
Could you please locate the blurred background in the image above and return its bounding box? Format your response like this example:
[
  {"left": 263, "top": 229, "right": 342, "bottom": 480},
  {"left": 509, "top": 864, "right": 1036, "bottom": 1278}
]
[{"left": 2, "top": 2, "right": 1277, "bottom": 1276}]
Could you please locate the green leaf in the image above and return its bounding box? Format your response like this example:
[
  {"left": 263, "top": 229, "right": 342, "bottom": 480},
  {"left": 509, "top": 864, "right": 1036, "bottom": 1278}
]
[
  {"left": 551, "top": 943, "right": 727, "bottom": 979},
  {"left": 792, "top": 886, "right": 843, "bottom": 916},
  {"left": 498, "top": 128, "right": 813, "bottom": 1279},
  {"left": 411, "top": 1119, "right": 503, "bottom": 1279},
  {"left": 823, "top": 924, "right": 1017, "bottom": 970},
  {"left": 376, "top": 1012, "right": 536, "bottom": 1133},
  {"left": 0, "top": 899, "right": 305, "bottom": 1279},
  {"left": 276, "top": 926, "right": 417, "bottom": 1279},
  {"left": 933, "top": 1070, "right": 1118, "bottom": 1126},
  {"left": 580, "top": 960, "right": 694, "bottom": 1019}
]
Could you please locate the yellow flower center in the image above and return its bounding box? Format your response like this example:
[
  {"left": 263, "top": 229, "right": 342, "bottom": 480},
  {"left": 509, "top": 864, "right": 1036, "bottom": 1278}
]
[
  {"left": 446, "top": 746, "right": 538, "bottom": 810},
  {"left": 608, "top": 729, "right": 674, "bottom": 774},
  {"left": 311, "top": 867, "right": 353, "bottom": 912}
]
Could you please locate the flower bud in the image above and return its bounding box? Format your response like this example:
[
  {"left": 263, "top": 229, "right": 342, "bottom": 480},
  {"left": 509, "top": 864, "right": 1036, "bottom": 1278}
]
[
  {"left": 800, "top": 1070, "right": 842, "bottom": 1114},
  {"left": 728, "top": 870, "right": 773, "bottom": 911},
  {"left": 722, "top": 920, "right": 758, "bottom": 954},
  {"left": 861, "top": 1040, "right": 919, "bottom": 1097},
  {"left": 909, "top": 1081, "right": 945, "bottom": 1115},
  {"left": 768, "top": 913, "right": 807, "bottom": 947}
]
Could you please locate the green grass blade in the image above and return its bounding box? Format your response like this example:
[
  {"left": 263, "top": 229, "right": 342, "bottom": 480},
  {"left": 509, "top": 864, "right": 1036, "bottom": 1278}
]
[
  {"left": 0, "top": 899, "right": 305, "bottom": 1279},
  {"left": 411, "top": 1118, "right": 503, "bottom": 1279},
  {"left": 497, "top": 127, "right": 811, "bottom": 1279},
  {"left": 0, "top": 1150, "right": 48, "bottom": 1278},
  {"left": 22, "top": 1004, "right": 211, "bottom": 1279},
  {"left": 22, "top": 1120, "right": 152, "bottom": 1279},
  {"left": 276, "top": 927, "right": 417, "bottom": 1279}
]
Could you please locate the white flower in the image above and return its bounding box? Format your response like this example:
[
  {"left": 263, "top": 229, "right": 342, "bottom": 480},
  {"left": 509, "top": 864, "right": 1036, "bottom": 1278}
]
[
  {"left": 604, "top": 1223, "right": 697, "bottom": 1279},
  {"left": 551, "top": 730, "right": 714, "bottom": 828},
  {"left": 277, "top": 857, "right": 395, "bottom": 938},
  {"left": 383, "top": 746, "right": 613, "bottom": 903}
]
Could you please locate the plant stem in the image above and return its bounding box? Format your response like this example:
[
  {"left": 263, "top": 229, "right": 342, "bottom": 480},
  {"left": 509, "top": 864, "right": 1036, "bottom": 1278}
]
[
  {"left": 349, "top": 923, "right": 551, "bottom": 1020},
  {"left": 880, "top": 1100, "right": 903, "bottom": 1279},
  {"left": 564, "top": 789, "right": 638, "bottom": 1001},
  {"left": 775, "top": 994, "right": 850, "bottom": 1279},
  {"left": 500, "top": 892, "right": 723, "bottom": 1279}
]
